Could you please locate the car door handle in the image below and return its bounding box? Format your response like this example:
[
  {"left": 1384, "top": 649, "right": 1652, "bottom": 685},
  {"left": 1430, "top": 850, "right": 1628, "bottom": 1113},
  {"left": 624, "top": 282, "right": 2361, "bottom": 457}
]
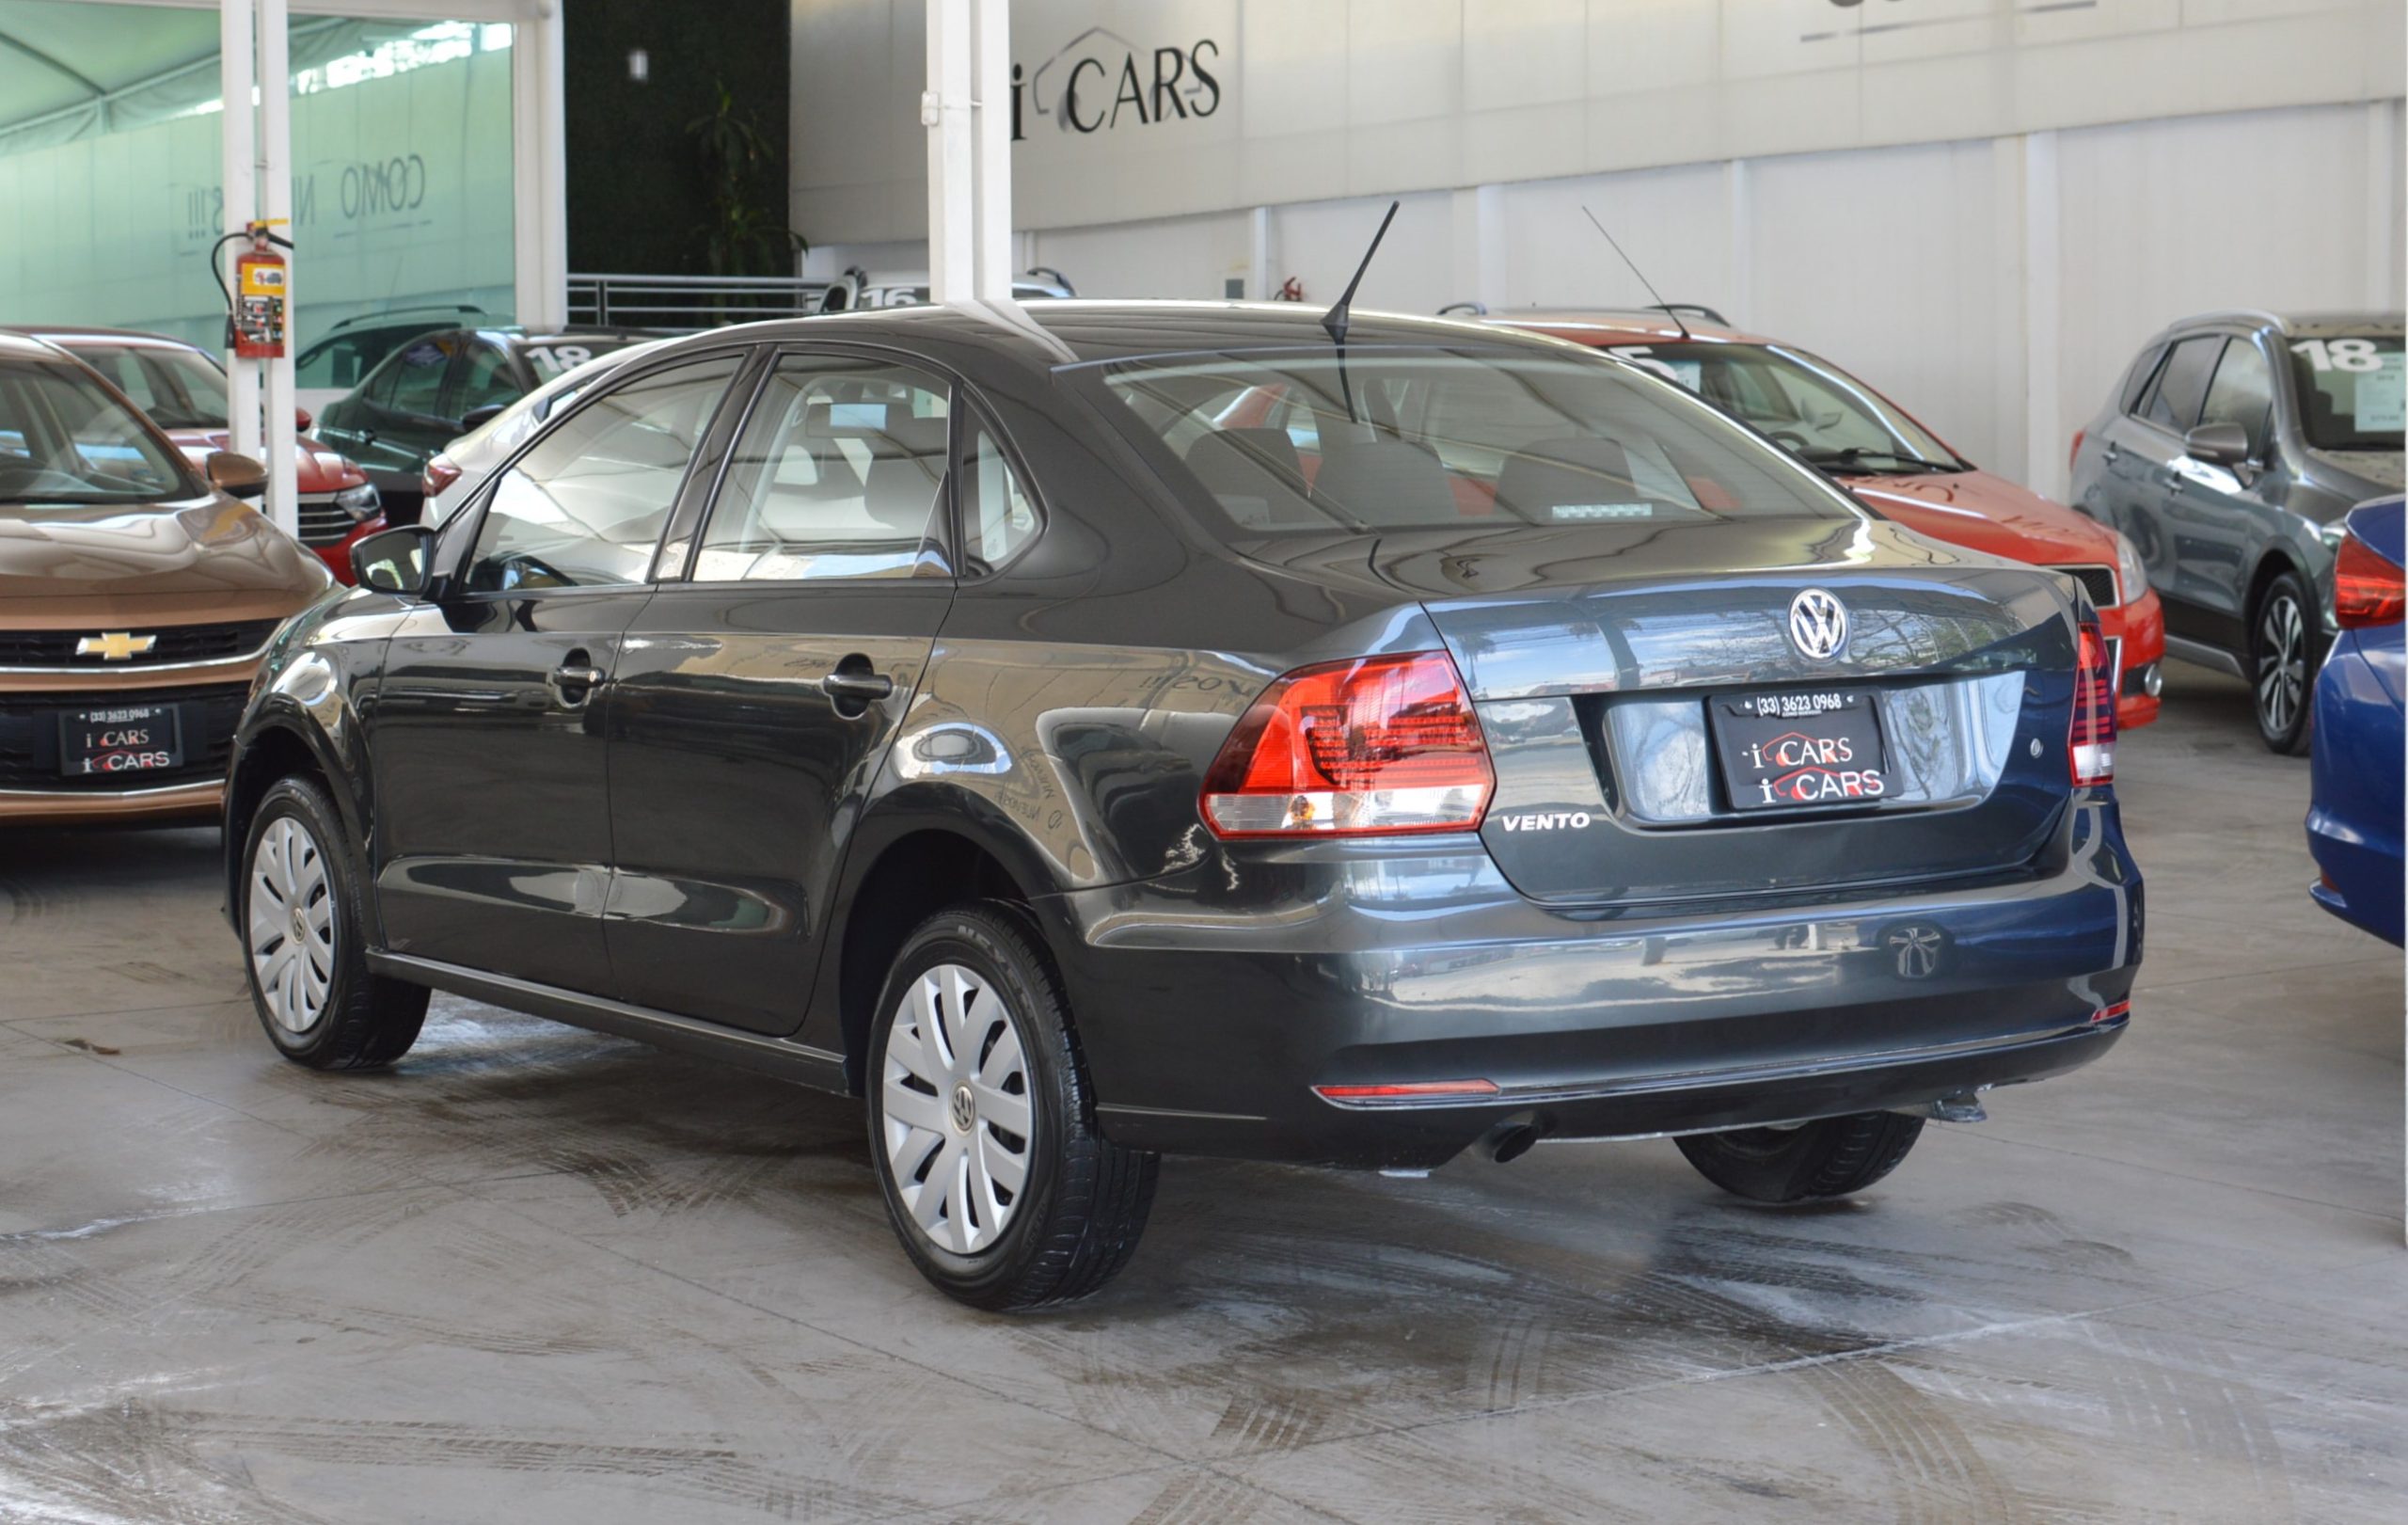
[
  {"left": 821, "top": 669, "right": 895, "bottom": 705},
  {"left": 547, "top": 657, "right": 607, "bottom": 707},
  {"left": 2102, "top": 439, "right": 2120, "bottom": 464}
]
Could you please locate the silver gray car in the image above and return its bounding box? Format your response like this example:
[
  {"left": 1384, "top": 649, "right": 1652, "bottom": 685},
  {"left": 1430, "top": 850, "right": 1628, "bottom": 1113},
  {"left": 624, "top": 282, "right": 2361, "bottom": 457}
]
[{"left": 2071, "top": 310, "right": 2404, "bottom": 752}]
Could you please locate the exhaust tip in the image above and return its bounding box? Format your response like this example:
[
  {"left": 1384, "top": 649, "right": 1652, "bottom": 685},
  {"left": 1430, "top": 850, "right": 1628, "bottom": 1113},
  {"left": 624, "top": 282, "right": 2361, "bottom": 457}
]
[{"left": 1482, "top": 1112, "right": 1553, "bottom": 1164}]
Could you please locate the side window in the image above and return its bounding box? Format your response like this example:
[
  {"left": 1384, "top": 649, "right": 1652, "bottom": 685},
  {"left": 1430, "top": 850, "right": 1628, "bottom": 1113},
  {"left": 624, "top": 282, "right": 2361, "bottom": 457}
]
[
  {"left": 691, "top": 355, "right": 952, "bottom": 582},
  {"left": 386, "top": 338, "right": 453, "bottom": 418},
  {"left": 964, "top": 419, "right": 1039, "bottom": 568},
  {"left": 454, "top": 342, "right": 520, "bottom": 413},
  {"left": 2120, "top": 343, "right": 2168, "bottom": 415},
  {"left": 465, "top": 357, "right": 740, "bottom": 594},
  {"left": 2142, "top": 336, "right": 2223, "bottom": 433},
  {"left": 2199, "top": 338, "right": 2275, "bottom": 460}
]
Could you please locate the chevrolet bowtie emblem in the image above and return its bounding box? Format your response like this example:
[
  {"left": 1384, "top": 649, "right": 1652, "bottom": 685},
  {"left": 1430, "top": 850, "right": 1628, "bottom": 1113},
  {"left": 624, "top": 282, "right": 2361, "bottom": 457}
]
[{"left": 76, "top": 631, "right": 156, "bottom": 661}]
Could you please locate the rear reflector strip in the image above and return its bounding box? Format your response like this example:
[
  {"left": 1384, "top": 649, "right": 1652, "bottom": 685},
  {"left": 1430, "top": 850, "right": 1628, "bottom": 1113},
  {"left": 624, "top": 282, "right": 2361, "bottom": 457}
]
[
  {"left": 1314, "top": 1079, "right": 1501, "bottom": 1103},
  {"left": 2091, "top": 1000, "right": 2131, "bottom": 1024}
]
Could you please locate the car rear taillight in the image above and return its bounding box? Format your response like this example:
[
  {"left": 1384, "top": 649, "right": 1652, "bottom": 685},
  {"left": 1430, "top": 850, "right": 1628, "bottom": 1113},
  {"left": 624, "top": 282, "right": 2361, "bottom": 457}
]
[
  {"left": 421, "top": 455, "right": 462, "bottom": 500},
  {"left": 2334, "top": 532, "right": 2404, "bottom": 628},
  {"left": 1200, "top": 650, "right": 1493, "bottom": 837},
  {"left": 2069, "top": 623, "right": 2116, "bottom": 786},
  {"left": 2068, "top": 429, "right": 2084, "bottom": 473}
]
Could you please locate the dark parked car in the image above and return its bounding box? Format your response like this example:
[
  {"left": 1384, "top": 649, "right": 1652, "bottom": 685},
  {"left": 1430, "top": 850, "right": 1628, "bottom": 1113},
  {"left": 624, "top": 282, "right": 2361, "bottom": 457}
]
[
  {"left": 312, "top": 326, "right": 655, "bottom": 519},
  {"left": 2070, "top": 310, "right": 2403, "bottom": 752},
  {"left": 2306, "top": 496, "right": 2403, "bottom": 944},
  {"left": 224, "top": 304, "right": 2142, "bottom": 1308},
  {"left": 293, "top": 303, "right": 495, "bottom": 417}
]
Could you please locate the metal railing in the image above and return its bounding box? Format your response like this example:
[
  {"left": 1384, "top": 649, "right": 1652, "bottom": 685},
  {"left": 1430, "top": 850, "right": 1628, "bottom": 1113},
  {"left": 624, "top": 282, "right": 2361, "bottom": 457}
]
[{"left": 565, "top": 273, "right": 832, "bottom": 333}]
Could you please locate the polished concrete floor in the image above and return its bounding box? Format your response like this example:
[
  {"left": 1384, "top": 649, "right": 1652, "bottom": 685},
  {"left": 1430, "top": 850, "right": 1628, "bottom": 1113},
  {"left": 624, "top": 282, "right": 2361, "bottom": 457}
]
[{"left": 1, "top": 662, "right": 2400, "bottom": 1524}]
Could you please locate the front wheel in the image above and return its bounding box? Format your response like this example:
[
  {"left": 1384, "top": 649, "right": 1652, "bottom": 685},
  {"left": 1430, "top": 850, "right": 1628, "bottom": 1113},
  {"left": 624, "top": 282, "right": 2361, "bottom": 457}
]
[
  {"left": 1675, "top": 1111, "right": 1925, "bottom": 1203},
  {"left": 866, "top": 902, "right": 1158, "bottom": 1310},
  {"left": 240, "top": 775, "right": 428, "bottom": 1069},
  {"left": 2251, "top": 570, "right": 2320, "bottom": 755}
]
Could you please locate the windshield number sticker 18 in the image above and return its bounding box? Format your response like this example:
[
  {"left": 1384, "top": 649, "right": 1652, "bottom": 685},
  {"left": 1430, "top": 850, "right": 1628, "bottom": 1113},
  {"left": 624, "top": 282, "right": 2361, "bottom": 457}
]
[{"left": 2289, "top": 339, "right": 2387, "bottom": 373}]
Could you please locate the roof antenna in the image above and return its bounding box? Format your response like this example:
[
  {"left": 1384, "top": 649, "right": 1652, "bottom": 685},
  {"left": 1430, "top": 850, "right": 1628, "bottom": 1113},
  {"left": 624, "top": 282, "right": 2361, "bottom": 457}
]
[
  {"left": 1322, "top": 199, "right": 1399, "bottom": 347},
  {"left": 1581, "top": 205, "right": 1690, "bottom": 342}
]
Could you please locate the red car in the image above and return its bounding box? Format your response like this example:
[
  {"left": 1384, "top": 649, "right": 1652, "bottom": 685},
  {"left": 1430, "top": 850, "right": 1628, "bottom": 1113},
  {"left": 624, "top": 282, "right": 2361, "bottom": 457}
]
[
  {"left": 10, "top": 326, "right": 388, "bottom": 583},
  {"left": 1485, "top": 311, "right": 2163, "bottom": 729}
]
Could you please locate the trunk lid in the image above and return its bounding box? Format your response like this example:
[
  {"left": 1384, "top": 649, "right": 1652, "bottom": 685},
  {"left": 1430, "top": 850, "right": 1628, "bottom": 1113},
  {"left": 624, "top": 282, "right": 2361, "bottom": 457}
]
[{"left": 1370, "top": 519, "right": 2083, "bottom": 907}]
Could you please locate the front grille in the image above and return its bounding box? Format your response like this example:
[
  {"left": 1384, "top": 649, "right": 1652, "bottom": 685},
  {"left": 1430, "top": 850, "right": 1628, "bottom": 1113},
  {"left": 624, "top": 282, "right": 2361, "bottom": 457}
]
[
  {"left": 296, "top": 494, "right": 358, "bottom": 548},
  {"left": 0, "top": 620, "right": 279, "bottom": 669},
  {"left": 2052, "top": 564, "right": 2120, "bottom": 610},
  {"left": 0, "top": 682, "right": 246, "bottom": 791}
]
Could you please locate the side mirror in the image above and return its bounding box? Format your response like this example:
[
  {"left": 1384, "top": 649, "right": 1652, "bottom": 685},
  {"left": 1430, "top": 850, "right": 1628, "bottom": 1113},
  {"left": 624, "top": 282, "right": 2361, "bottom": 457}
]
[
  {"left": 350, "top": 524, "right": 437, "bottom": 596},
  {"left": 2183, "top": 421, "right": 2250, "bottom": 467},
  {"left": 294, "top": 405, "right": 315, "bottom": 433},
  {"left": 459, "top": 403, "right": 508, "bottom": 432},
  {"left": 205, "top": 451, "right": 269, "bottom": 500}
]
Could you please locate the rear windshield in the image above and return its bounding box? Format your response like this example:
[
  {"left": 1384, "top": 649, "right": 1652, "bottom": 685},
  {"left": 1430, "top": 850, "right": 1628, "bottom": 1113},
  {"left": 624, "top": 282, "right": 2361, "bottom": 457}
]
[
  {"left": 63, "top": 342, "right": 230, "bottom": 431},
  {"left": 2285, "top": 335, "right": 2404, "bottom": 452},
  {"left": 1077, "top": 346, "right": 1859, "bottom": 538},
  {"left": 0, "top": 357, "right": 200, "bottom": 506}
]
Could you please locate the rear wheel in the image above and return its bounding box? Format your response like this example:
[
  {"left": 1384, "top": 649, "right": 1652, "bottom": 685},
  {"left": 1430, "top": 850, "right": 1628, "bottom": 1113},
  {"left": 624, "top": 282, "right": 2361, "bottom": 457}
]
[
  {"left": 2251, "top": 570, "right": 2319, "bottom": 755},
  {"left": 241, "top": 775, "right": 428, "bottom": 1069},
  {"left": 866, "top": 902, "right": 1157, "bottom": 1310},
  {"left": 1676, "top": 1111, "right": 1925, "bottom": 1203}
]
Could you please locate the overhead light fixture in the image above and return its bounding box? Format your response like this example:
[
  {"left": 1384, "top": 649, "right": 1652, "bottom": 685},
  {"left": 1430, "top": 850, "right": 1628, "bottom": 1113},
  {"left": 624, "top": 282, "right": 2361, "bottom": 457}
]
[{"left": 627, "top": 48, "right": 649, "bottom": 83}]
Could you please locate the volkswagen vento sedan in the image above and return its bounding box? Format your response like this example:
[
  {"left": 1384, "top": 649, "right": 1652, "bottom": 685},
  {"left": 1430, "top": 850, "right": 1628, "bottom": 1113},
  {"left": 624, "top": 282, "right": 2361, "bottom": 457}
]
[
  {"left": 222, "top": 304, "right": 2142, "bottom": 1309},
  {"left": 2, "top": 333, "right": 333, "bottom": 827}
]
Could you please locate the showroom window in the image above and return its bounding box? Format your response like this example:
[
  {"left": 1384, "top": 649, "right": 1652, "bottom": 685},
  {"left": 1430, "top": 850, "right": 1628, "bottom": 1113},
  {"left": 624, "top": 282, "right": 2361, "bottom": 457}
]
[
  {"left": 2141, "top": 336, "right": 2225, "bottom": 433},
  {"left": 2199, "top": 339, "right": 2276, "bottom": 461},
  {"left": 463, "top": 357, "right": 741, "bottom": 594},
  {"left": 691, "top": 356, "right": 954, "bottom": 582}
]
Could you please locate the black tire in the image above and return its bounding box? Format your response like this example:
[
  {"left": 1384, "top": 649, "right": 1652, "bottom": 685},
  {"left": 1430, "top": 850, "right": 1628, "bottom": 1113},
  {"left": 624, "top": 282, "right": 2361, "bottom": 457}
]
[
  {"left": 2250, "top": 569, "right": 2321, "bottom": 755},
  {"left": 865, "top": 901, "right": 1158, "bottom": 1311},
  {"left": 238, "top": 774, "right": 428, "bottom": 1070},
  {"left": 1675, "top": 1111, "right": 1925, "bottom": 1203}
]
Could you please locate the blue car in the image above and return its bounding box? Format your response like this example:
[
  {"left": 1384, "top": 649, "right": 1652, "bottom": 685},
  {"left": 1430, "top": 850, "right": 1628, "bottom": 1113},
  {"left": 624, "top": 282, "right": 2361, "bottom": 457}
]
[{"left": 2306, "top": 496, "right": 2404, "bottom": 945}]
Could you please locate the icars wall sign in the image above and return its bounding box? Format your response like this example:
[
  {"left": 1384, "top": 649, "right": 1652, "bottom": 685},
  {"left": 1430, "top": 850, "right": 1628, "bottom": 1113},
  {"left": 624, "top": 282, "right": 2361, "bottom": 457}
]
[{"left": 1012, "top": 25, "right": 1224, "bottom": 139}]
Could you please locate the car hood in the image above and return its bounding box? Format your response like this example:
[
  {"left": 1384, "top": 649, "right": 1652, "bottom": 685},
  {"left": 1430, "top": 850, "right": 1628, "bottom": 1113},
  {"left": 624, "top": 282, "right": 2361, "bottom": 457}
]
[
  {"left": 164, "top": 426, "right": 356, "bottom": 492},
  {"left": 2306, "top": 449, "right": 2404, "bottom": 495},
  {"left": 0, "top": 497, "right": 332, "bottom": 602},
  {"left": 1839, "top": 468, "right": 2115, "bottom": 566}
]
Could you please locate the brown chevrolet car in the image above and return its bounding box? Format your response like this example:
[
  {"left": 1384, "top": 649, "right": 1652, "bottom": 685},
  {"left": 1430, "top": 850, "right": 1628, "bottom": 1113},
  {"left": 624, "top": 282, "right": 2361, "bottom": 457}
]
[{"left": 1, "top": 332, "right": 331, "bottom": 826}]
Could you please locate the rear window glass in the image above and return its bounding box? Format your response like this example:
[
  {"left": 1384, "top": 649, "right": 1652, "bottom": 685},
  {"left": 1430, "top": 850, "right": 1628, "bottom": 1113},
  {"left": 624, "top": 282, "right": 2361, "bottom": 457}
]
[{"left": 1076, "top": 347, "right": 1856, "bottom": 537}]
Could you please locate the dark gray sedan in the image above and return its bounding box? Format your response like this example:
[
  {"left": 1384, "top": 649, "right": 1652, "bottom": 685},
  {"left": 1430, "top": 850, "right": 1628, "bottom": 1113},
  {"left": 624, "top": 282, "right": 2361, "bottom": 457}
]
[
  {"left": 223, "top": 304, "right": 2141, "bottom": 1308},
  {"left": 2071, "top": 310, "right": 2403, "bottom": 751}
]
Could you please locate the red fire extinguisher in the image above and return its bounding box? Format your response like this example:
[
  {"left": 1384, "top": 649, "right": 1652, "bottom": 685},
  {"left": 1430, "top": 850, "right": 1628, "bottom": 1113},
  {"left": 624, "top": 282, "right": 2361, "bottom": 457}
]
[{"left": 213, "top": 220, "right": 293, "bottom": 359}]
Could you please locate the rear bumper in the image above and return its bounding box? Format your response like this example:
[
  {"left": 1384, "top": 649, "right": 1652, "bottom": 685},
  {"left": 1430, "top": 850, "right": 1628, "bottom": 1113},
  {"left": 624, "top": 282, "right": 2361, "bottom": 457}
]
[
  {"left": 1045, "top": 796, "right": 2141, "bottom": 1169},
  {"left": 2305, "top": 632, "right": 2403, "bottom": 945}
]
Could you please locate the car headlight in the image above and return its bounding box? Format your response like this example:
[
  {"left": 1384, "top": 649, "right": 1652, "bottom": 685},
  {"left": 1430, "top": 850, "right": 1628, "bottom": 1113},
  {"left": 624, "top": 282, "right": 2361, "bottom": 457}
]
[
  {"left": 2113, "top": 530, "right": 2147, "bottom": 605},
  {"left": 333, "top": 482, "right": 382, "bottom": 520}
]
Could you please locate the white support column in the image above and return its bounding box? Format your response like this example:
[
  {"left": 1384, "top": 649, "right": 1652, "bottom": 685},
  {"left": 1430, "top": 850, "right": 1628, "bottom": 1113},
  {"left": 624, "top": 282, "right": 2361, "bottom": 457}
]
[
  {"left": 512, "top": 0, "right": 569, "bottom": 329},
  {"left": 924, "top": 0, "right": 973, "bottom": 305},
  {"left": 219, "top": 0, "right": 261, "bottom": 468},
  {"left": 1990, "top": 134, "right": 2031, "bottom": 487},
  {"left": 1724, "top": 158, "right": 1751, "bottom": 326},
  {"left": 2021, "top": 131, "right": 2062, "bottom": 500},
  {"left": 2367, "top": 99, "right": 2400, "bottom": 311},
  {"left": 969, "top": 0, "right": 1010, "bottom": 299},
  {"left": 259, "top": 0, "right": 296, "bottom": 536},
  {"left": 1249, "top": 206, "right": 1272, "bottom": 299},
  {"left": 1450, "top": 184, "right": 1504, "bottom": 313}
]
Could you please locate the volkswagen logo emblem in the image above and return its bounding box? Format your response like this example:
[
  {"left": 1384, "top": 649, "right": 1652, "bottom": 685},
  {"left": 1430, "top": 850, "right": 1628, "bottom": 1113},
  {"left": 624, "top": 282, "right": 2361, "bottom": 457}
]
[{"left": 1789, "top": 588, "right": 1849, "bottom": 661}]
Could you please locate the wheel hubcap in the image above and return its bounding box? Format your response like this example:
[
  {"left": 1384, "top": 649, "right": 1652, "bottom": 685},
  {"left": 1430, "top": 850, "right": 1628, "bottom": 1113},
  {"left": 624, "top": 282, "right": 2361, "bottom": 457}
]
[
  {"left": 879, "top": 962, "right": 1034, "bottom": 1256},
  {"left": 2257, "top": 593, "right": 2305, "bottom": 737},
  {"left": 247, "top": 816, "right": 335, "bottom": 1034}
]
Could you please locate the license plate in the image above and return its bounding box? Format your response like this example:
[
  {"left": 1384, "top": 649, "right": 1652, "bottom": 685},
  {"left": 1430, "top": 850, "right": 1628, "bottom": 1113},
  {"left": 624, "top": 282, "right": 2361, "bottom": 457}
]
[
  {"left": 1710, "top": 689, "right": 1889, "bottom": 812},
  {"left": 59, "top": 703, "right": 183, "bottom": 778}
]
